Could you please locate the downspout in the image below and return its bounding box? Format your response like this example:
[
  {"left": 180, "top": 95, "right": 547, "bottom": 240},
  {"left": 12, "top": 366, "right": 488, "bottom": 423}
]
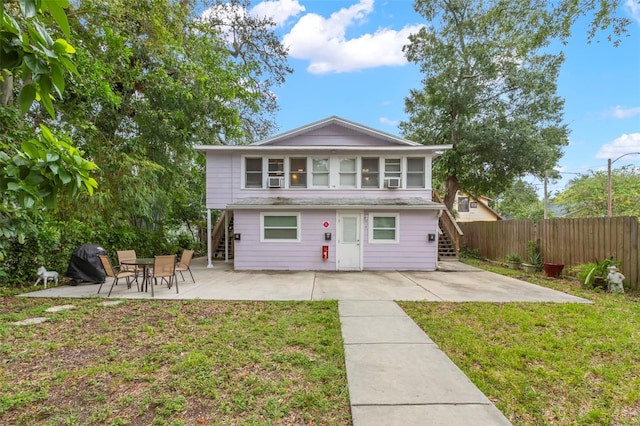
[
  {"left": 207, "top": 209, "right": 213, "bottom": 268},
  {"left": 224, "top": 211, "right": 229, "bottom": 262}
]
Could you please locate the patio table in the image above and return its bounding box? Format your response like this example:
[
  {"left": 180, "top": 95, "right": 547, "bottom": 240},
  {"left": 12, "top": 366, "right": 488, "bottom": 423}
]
[{"left": 121, "top": 258, "right": 155, "bottom": 297}]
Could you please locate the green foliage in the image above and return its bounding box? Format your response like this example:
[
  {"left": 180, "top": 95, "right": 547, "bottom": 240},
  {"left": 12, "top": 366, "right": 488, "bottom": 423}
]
[
  {"left": 1, "top": 0, "right": 77, "bottom": 118},
  {"left": 1, "top": 0, "right": 98, "bottom": 262},
  {"left": 401, "top": 1, "right": 569, "bottom": 209},
  {"left": 0, "top": 218, "right": 202, "bottom": 285},
  {"left": 506, "top": 253, "right": 522, "bottom": 263},
  {"left": 459, "top": 244, "right": 484, "bottom": 260},
  {"left": 554, "top": 166, "right": 640, "bottom": 217},
  {"left": 577, "top": 257, "right": 622, "bottom": 288},
  {"left": 495, "top": 180, "right": 545, "bottom": 220},
  {"left": 526, "top": 239, "right": 543, "bottom": 270}
]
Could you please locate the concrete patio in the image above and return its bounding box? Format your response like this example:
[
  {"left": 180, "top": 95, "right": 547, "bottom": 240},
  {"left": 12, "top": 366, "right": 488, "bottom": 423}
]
[{"left": 23, "top": 257, "right": 591, "bottom": 304}]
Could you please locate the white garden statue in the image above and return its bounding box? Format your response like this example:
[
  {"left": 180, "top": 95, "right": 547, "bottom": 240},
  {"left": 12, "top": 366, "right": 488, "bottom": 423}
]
[{"left": 606, "top": 266, "right": 625, "bottom": 293}]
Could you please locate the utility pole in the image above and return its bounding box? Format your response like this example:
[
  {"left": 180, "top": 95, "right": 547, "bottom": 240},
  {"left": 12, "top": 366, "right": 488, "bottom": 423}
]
[{"left": 543, "top": 172, "right": 548, "bottom": 219}]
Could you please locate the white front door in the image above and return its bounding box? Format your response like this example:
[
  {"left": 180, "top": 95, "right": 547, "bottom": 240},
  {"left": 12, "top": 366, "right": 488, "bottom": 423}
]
[{"left": 337, "top": 212, "right": 362, "bottom": 271}]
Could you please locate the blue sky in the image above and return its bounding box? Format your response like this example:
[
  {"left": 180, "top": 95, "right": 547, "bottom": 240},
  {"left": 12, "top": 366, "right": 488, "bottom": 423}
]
[{"left": 242, "top": 0, "right": 640, "bottom": 196}]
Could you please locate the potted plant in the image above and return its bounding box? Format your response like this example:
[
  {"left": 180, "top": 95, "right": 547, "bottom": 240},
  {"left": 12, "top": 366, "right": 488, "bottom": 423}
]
[
  {"left": 543, "top": 262, "right": 564, "bottom": 278},
  {"left": 581, "top": 257, "right": 621, "bottom": 289},
  {"left": 505, "top": 253, "right": 521, "bottom": 270},
  {"left": 522, "top": 239, "right": 543, "bottom": 274}
]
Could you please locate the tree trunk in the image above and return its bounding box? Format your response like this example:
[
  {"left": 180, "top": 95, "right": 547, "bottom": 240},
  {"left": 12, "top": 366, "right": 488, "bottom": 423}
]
[
  {"left": 0, "top": 70, "right": 14, "bottom": 106},
  {"left": 443, "top": 174, "right": 460, "bottom": 212}
]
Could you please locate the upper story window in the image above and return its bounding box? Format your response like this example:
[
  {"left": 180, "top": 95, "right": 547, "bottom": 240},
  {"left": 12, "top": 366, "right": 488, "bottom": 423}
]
[
  {"left": 339, "top": 158, "right": 357, "bottom": 188},
  {"left": 289, "top": 158, "right": 307, "bottom": 188},
  {"left": 245, "top": 158, "right": 263, "bottom": 188},
  {"left": 242, "top": 155, "right": 428, "bottom": 190},
  {"left": 384, "top": 159, "right": 401, "bottom": 179},
  {"left": 406, "top": 157, "right": 425, "bottom": 188},
  {"left": 361, "top": 157, "right": 379, "bottom": 188},
  {"left": 268, "top": 158, "right": 284, "bottom": 178},
  {"left": 312, "top": 158, "right": 330, "bottom": 187}
]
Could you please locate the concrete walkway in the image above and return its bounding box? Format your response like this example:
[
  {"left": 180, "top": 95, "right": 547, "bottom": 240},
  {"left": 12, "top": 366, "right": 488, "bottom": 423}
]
[
  {"left": 21, "top": 259, "right": 591, "bottom": 425},
  {"left": 341, "top": 300, "right": 511, "bottom": 425}
]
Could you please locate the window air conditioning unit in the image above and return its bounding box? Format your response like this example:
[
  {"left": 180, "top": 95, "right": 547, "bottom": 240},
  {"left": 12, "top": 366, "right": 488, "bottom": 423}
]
[
  {"left": 267, "top": 176, "right": 284, "bottom": 188},
  {"left": 385, "top": 177, "right": 401, "bottom": 189}
]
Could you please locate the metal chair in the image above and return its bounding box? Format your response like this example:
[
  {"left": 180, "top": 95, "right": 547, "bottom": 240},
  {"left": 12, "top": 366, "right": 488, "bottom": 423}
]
[
  {"left": 97, "top": 255, "right": 137, "bottom": 297},
  {"left": 149, "top": 255, "right": 178, "bottom": 295},
  {"left": 176, "top": 249, "right": 195, "bottom": 283}
]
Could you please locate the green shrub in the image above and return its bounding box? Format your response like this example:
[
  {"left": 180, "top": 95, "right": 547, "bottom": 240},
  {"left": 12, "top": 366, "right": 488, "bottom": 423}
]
[{"left": 459, "top": 244, "right": 484, "bottom": 260}]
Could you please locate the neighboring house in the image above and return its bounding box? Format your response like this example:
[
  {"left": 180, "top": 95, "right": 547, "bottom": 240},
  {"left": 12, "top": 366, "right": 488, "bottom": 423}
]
[
  {"left": 454, "top": 192, "right": 502, "bottom": 222},
  {"left": 197, "top": 116, "right": 451, "bottom": 271}
]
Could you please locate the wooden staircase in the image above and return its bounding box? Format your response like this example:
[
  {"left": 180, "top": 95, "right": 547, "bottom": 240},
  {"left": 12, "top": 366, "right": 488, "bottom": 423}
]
[
  {"left": 433, "top": 191, "right": 463, "bottom": 260},
  {"left": 213, "top": 210, "right": 234, "bottom": 259},
  {"left": 438, "top": 223, "right": 459, "bottom": 259}
]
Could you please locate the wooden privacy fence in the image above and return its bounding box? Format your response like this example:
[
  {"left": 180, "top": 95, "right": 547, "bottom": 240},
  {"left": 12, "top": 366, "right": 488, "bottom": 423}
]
[{"left": 458, "top": 217, "right": 639, "bottom": 290}]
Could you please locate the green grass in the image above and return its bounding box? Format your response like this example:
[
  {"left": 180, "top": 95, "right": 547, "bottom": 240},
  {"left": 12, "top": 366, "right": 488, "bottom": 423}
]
[
  {"left": 0, "top": 297, "right": 350, "bottom": 425},
  {"left": 400, "top": 260, "right": 640, "bottom": 425},
  {"left": 3, "top": 262, "right": 639, "bottom": 425}
]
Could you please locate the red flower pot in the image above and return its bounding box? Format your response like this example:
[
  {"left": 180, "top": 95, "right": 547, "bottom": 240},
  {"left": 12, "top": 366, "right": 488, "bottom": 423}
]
[{"left": 543, "top": 262, "right": 564, "bottom": 278}]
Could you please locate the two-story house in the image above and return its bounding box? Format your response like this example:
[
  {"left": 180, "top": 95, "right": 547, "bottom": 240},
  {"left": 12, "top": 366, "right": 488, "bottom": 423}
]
[{"left": 197, "top": 116, "right": 451, "bottom": 271}]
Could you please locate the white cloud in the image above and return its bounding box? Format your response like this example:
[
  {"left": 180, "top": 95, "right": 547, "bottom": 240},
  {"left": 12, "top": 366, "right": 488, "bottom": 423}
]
[
  {"left": 250, "top": 0, "right": 305, "bottom": 27},
  {"left": 606, "top": 105, "right": 640, "bottom": 119},
  {"left": 595, "top": 133, "right": 640, "bottom": 160},
  {"left": 282, "top": 0, "right": 424, "bottom": 74},
  {"left": 625, "top": 0, "right": 640, "bottom": 24},
  {"left": 379, "top": 116, "right": 399, "bottom": 126}
]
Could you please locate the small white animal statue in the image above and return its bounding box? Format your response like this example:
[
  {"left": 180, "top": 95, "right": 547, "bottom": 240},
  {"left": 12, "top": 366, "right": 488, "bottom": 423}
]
[{"left": 35, "top": 266, "right": 59, "bottom": 288}]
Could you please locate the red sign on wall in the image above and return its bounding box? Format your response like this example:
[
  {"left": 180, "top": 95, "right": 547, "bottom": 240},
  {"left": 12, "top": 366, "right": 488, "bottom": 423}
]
[{"left": 323, "top": 221, "right": 330, "bottom": 228}]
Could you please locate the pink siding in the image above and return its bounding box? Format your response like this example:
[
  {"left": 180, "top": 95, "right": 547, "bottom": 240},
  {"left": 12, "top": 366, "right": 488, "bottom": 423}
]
[
  {"left": 233, "top": 210, "right": 336, "bottom": 271},
  {"left": 205, "top": 152, "right": 234, "bottom": 209},
  {"left": 271, "top": 124, "right": 396, "bottom": 146},
  {"left": 362, "top": 210, "right": 439, "bottom": 271},
  {"left": 232, "top": 209, "right": 439, "bottom": 271},
  {"left": 205, "top": 152, "right": 433, "bottom": 209}
]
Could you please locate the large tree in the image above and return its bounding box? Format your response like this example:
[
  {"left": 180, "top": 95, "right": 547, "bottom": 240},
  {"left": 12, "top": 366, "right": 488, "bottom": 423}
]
[
  {"left": 0, "top": 0, "right": 97, "bottom": 259},
  {"left": 494, "top": 179, "right": 545, "bottom": 220},
  {"left": 400, "top": 0, "right": 569, "bottom": 210},
  {"left": 400, "top": 0, "right": 634, "bottom": 211},
  {"left": 50, "top": 0, "right": 290, "bottom": 230}
]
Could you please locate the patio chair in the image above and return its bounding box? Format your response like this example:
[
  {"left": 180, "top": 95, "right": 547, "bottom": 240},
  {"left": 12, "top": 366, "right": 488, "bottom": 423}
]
[
  {"left": 149, "top": 255, "right": 178, "bottom": 295},
  {"left": 176, "top": 249, "right": 195, "bottom": 283},
  {"left": 97, "top": 255, "right": 137, "bottom": 297},
  {"left": 117, "top": 250, "right": 141, "bottom": 284}
]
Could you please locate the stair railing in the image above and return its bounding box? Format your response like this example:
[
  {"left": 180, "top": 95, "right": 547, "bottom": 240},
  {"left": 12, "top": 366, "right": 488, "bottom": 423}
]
[
  {"left": 212, "top": 210, "right": 228, "bottom": 257},
  {"left": 433, "top": 191, "right": 463, "bottom": 255}
]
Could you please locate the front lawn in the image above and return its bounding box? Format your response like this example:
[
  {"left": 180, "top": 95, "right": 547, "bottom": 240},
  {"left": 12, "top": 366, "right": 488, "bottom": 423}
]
[
  {"left": 0, "top": 295, "right": 350, "bottom": 425},
  {"left": 401, "top": 260, "right": 640, "bottom": 425}
]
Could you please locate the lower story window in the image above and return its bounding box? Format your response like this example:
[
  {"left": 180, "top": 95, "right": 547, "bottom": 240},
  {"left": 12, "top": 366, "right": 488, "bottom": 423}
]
[
  {"left": 261, "top": 213, "right": 300, "bottom": 241},
  {"left": 370, "top": 214, "right": 399, "bottom": 243}
]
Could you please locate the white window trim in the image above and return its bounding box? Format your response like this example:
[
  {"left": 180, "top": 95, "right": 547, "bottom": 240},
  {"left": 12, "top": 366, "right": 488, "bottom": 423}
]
[
  {"left": 242, "top": 155, "right": 264, "bottom": 189},
  {"left": 368, "top": 213, "right": 400, "bottom": 244},
  {"left": 241, "top": 155, "right": 428, "bottom": 190},
  {"left": 311, "top": 157, "right": 330, "bottom": 188},
  {"left": 260, "top": 212, "right": 301, "bottom": 242}
]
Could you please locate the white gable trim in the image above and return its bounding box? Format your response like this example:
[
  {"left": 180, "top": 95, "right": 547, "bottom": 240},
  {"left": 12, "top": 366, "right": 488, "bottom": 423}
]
[{"left": 252, "top": 116, "right": 421, "bottom": 147}]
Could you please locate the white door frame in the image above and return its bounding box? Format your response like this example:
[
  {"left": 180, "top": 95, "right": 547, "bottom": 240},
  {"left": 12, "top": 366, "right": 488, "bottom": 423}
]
[{"left": 336, "top": 211, "right": 363, "bottom": 271}]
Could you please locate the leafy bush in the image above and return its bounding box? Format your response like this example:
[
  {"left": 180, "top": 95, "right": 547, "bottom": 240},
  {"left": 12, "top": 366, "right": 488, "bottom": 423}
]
[
  {"left": 506, "top": 253, "right": 521, "bottom": 263},
  {"left": 0, "top": 218, "right": 205, "bottom": 285},
  {"left": 459, "top": 244, "right": 484, "bottom": 260},
  {"left": 576, "top": 257, "right": 622, "bottom": 288},
  {"left": 526, "top": 239, "right": 543, "bottom": 270}
]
